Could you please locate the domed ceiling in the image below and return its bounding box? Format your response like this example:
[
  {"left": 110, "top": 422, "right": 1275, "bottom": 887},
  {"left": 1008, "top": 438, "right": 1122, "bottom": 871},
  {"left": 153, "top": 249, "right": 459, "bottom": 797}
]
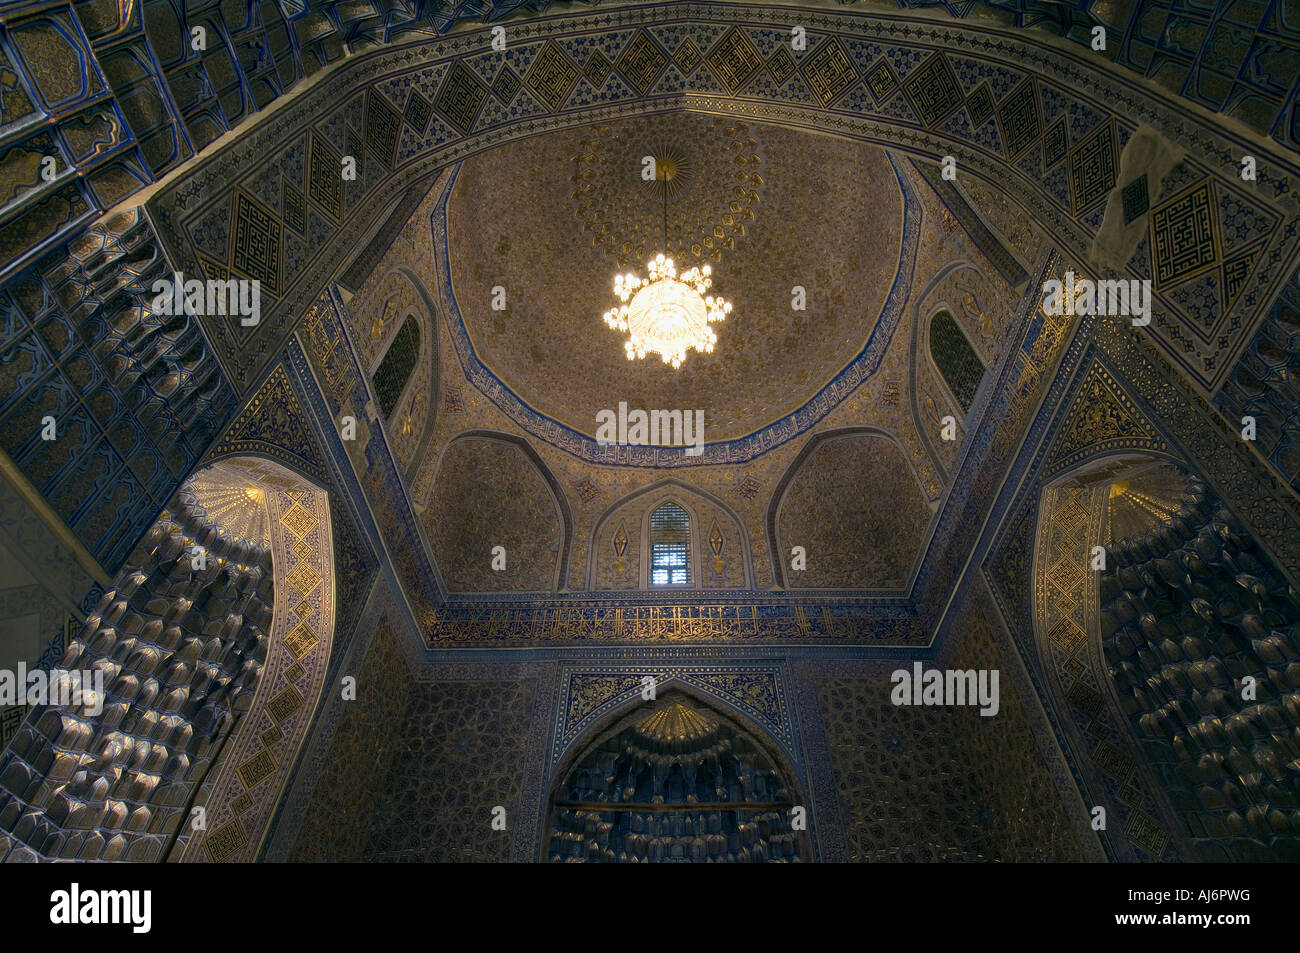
[{"left": 445, "top": 112, "right": 906, "bottom": 446}]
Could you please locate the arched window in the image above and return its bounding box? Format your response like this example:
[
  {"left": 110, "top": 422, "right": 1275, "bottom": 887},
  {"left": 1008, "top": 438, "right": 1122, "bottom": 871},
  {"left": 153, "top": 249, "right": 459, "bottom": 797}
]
[
  {"left": 929, "top": 309, "right": 984, "bottom": 414},
  {"left": 373, "top": 315, "right": 420, "bottom": 419},
  {"left": 649, "top": 501, "right": 690, "bottom": 586}
]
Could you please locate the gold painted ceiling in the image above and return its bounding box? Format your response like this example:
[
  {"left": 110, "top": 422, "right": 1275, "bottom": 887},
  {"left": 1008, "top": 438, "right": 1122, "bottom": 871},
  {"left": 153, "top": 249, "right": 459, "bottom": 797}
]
[
  {"left": 352, "top": 109, "right": 1009, "bottom": 593},
  {"left": 446, "top": 112, "right": 905, "bottom": 443}
]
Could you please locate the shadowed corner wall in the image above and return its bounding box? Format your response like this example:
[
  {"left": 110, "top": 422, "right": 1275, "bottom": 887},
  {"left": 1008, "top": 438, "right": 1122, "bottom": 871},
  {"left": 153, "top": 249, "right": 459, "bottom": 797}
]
[
  {"left": 0, "top": 454, "right": 104, "bottom": 753},
  {"left": 270, "top": 574, "right": 413, "bottom": 862},
  {"left": 273, "top": 577, "right": 552, "bottom": 862},
  {"left": 797, "top": 578, "right": 1091, "bottom": 863}
]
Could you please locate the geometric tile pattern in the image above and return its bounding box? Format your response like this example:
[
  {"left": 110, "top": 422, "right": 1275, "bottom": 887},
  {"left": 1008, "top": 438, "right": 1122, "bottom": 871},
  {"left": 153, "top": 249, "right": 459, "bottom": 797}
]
[
  {"left": 1121, "top": 174, "right": 1149, "bottom": 225},
  {"left": 802, "top": 37, "right": 857, "bottom": 105},
  {"left": 307, "top": 132, "right": 344, "bottom": 224},
  {"left": 1220, "top": 244, "right": 1262, "bottom": 311},
  {"left": 1030, "top": 480, "right": 1176, "bottom": 861},
  {"left": 1068, "top": 122, "right": 1117, "bottom": 214},
  {"left": 283, "top": 621, "right": 320, "bottom": 660},
  {"left": 583, "top": 50, "right": 614, "bottom": 88},
  {"left": 285, "top": 559, "right": 321, "bottom": 598},
  {"left": 865, "top": 59, "right": 899, "bottom": 101},
  {"left": 434, "top": 62, "right": 488, "bottom": 134},
  {"left": 346, "top": 130, "right": 366, "bottom": 181},
  {"left": 996, "top": 79, "right": 1040, "bottom": 159},
  {"left": 280, "top": 502, "right": 319, "bottom": 539},
  {"left": 381, "top": 679, "right": 534, "bottom": 862},
  {"left": 706, "top": 27, "right": 763, "bottom": 94},
  {"left": 203, "top": 820, "right": 247, "bottom": 863},
  {"left": 673, "top": 37, "right": 703, "bottom": 76},
  {"left": 818, "top": 653, "right": 1083, "bottom": 862},
  {"left": 766, "top": 47, "right": 796, "bottom": 86},
  {"left": 283, "top": 182, "right": 306, "bottom": 235},
  {"left": 231, "top": 191, "right": 282, "bottom": 297},
  {"left": 237, "top": 749, "right": 278, "bottom": 790},
  {"left": 266, "top": 686, "right": 305, "bottom": 723},
  {"left": 178, "top": 477, "right": 336, "bottom": 863},
  {"left": 129, "top": 6, "right": 1299, "bottom": 416},
  {"left": 1150, "top": 181, "right": 1219, "bottom": 287},
  {"left": 1042, "top": 117, "right": 1068, "bottom": 168},
  {"left": 904, "top": 53, "right": 963, "bottom": 127},
  {"left": 200, "top": 363, "right": 327, "bottom": 484},
  {"left": 1044, "top": 360, "right": 1167, "bottom": 476},
  {"left": 365, "top": 89, "right": 404, "bottom": 167},
  {"left": 966, "top": 83, "right": 994, "bottom": 126},
  {"left": 491, "top": 65, "right": 522, "bottom": 105},
  {"left": 527, "top": 41, "right": 581, "bottom": 110},
  {"left": 405, "top": 90, "right": 433, "bottom": 135},
  {"left": 616, "top": 30, "right": 669, "bottom": 95},
  {"left": 555, "top": 666, "right": 791, "bottom": 767},
  {"left": 1127, "top": 811, "right": 1169, "bottom": 857}
]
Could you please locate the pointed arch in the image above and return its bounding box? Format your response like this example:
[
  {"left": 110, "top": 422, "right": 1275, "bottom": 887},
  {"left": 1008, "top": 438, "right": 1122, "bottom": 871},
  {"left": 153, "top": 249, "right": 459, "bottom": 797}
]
[
  {"left": 586, "top": 479, "right": 754, "bottom": 590},
  {"left": 373, "top": 314, "right": 420, "bottom": 419},
  {"left": 767, "top": 428, "right": 930, "bottom": 590},
  {"left": 542, "top": 685, "right": 812, "bottom": 862},
  {"left": 647, "top": 500, "right": 691, "bottom": 586},
  {"left": 927, "top": 308, "right": 985, "bottom": 415},
  {"left": 423, "top": 430, "right": 572, "bottom": 592},
  {"left": 392, "top": 265, "right": 440, "bottom": 483},
  {"left": 360, "top": 266, "right": 440, "bottom": 478},
  {"left": 1032, "top": 452, "right": 1300, "bottom": 861},
  {"left": 0, "top": 455, "right": 337, "bottom": 862}
]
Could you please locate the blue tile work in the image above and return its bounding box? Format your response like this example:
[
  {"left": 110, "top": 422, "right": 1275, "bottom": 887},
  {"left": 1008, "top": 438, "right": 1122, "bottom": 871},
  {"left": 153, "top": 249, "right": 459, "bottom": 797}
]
[
  {"left": 0, "top": 1, "right": 1294, "bottom": 658},
  {"left": 0, "top": 4, "right": 152, "bottom": 277},
  {"left": 0, "top": 1, "right": 619, "bottom": 286},
  {"left": 7, "top": 2, "right": 1296, "bottom": 282},
  {"left": 864, "top": 0, "right": 1300, "bottom": 151},
  {"left": 0, "top": 209, "right": 236, "bottom": 570}
]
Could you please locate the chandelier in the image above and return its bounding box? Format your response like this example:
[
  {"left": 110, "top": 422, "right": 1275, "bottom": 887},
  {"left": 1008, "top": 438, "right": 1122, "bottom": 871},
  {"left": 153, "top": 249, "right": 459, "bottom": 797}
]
[
  {"left": 604, "top": 255, "right": 731, "bottom": 368},
  {"left": 602, "top": 155, "right": 733, "bottom": 368}
]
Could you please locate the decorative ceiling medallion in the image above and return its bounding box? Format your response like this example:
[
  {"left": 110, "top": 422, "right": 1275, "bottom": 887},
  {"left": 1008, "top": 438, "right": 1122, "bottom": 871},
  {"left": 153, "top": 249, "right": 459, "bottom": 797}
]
[
  {"left": 570, "top": 113, "right": 762, "bottom": 267},
  {"left": 636, "top": 143, "right": 695, "bottom": 204},
  {"left": 442, "top": 142, "right": 918, "bottom": 466}
]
